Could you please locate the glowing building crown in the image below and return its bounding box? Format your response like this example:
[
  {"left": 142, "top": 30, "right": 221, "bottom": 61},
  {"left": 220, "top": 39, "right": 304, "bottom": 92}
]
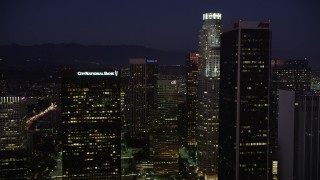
[{"left": 203, "top": 13, "right": 221, "bottom": 20}]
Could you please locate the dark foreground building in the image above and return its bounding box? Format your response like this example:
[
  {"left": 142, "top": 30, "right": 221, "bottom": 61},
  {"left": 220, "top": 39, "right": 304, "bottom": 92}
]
[
  {"left": 61, "top": 69, "right": 121, "bottom": 179},
  {"left": 272, "top": 59, "right": 311, "bottom": 180},
  {"left": 296, "top": 94, "right": 320, "bottom": 180},
  {"left": 219, "top": 21, "right": 277, "bottom": 180},
  {"left": 278, "top": 92, "right": 320, "bottom": 180}
]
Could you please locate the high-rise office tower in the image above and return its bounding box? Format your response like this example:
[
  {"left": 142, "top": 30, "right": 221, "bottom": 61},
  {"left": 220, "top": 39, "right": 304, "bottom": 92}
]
[
  {"left": 129, "top": 58, "right": 158, "bottom": 141},
  {"left": 151, "top": 79, "right": 179, "bottom": 178},
  {"left": 272, "top": 59, "right": 311, "bottom": 180},
  {"left": 0, "top": 96, "right": 27, "bottom": 179},
  {"left": 278, "top": 92, "right": 320, "bottom": 180},
  {"left": 186, "top": 53, "right": 199, "bottom": 150},
  {"left": 277, "top": 90, "right": 295, "bottom": 180},
  {"left": 197, "top": 12, "right": 221, "bottom": 179},
  {"left": 61, "top": 69, "right": 121, "bottom": 179},
  {"left": 219, "top": 21, "right": 276, "bottom": 180},
  {"left": 272, "top": 59, "right": 311, "bottom": 93},
  {"left": 295, "top": 94, "right": 320, "bottom": 180},
  {"left": 120, "top": 67, "right": 130, "bottom": 125}
]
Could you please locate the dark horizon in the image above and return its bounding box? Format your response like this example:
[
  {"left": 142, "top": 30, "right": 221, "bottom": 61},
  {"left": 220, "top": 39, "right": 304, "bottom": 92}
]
[
  {"left": 1, "top": 0, "right": 319, "bottom": 65},
  {"left": 1, "top": 43, "right": 319, "bottom": 68}
]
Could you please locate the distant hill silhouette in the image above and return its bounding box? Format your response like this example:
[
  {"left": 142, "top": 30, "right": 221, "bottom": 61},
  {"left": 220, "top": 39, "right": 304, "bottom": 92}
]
[{"left": 0, "top": 43, "right": 188, "bottom": 67}]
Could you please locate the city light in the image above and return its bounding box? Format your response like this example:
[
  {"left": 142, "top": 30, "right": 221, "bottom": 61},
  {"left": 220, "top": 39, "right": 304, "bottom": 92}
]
[{"left": 25, "top": 102, "right": 57, "bottom": 129}]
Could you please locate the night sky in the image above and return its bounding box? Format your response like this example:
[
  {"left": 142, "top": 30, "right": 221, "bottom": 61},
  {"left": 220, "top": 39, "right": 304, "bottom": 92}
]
[{"left": 1, "top": 0, "right": 319, "bottom": 65}]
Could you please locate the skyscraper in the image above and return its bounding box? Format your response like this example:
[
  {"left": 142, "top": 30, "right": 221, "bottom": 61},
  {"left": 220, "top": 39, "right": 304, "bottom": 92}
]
[
  {"left": 129, "top": 58, "right": 158, "bottom": 141},
  {"left": 277, "top": 90, "right": 295, "bottom": 180},
  {"left": 272, "top": 59, "right": 311, "bottom": 180},
  {"left": 151, "top": 79, "right": 180, "bottom": 178},
  {"left": 186, "top": 53, "right": 199, "bottom": 150},
  {"left": 272, "top": 59, "right": 311, "bottom": 94},
  {"left": 219, "top": 21, "right": 276, "bottom": 179},
  {"left": 279, "top": 92, "right": 320, "bottom": 180},
  {"left": 0, "top": 96, "right": 27, "bottom": 179},
  {"left": 61, "top": 69, "right": 121, "bottom": 179},
  {"left": 295, "top": 94, "right": 320, "bottom": 180},
  {"left": 197, "top": 12, "right": 221, "bottom": 179}
]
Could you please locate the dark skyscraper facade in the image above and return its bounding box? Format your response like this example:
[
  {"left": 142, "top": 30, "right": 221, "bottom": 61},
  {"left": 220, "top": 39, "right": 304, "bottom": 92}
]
[
  {"left": 61, "top": 69, "right": 121, "bottom": 179},
  {"left": 296, "top": 94, "right": 320, "bottom": 180},
  {"left": 219, "top": 21, "right": 276, "bottom": 180},
  {"left": 272, "top": 59, "right": 311, "bottom": 180},
  {"left": 197, "top": 12, "right": 222, "bottom": 180},
  {"left": 277, "top": 92, "right": 320, "bottom": 180},
  {"left": 129, "top": 58, "right": 158, "bottom": 140},
  {"left": 280, "top": 92, "right": 320, "bottom": 180},
  {"left": 186, "top": 53, "right": 199, "bottom": 150}
]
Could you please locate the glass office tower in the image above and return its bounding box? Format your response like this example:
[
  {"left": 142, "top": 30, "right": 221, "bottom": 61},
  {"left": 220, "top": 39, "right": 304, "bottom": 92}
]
[
  {"left": 197, "top": 12, "right": 222, "bottom": 180},
  {"left": 219, "top": 21, "right": 276, "bottom": 180},
  {"left": 61, "top": 69, "right": 121, "bottom": 179},
  {"left": 151, "top": 79, "right": 180, "bottom": 178},
  {"left": 0, "top": 96, "right": 28, "bottom": 179},
  {"left": 129, "top": 58, "right": 158, "bottom": 141}
]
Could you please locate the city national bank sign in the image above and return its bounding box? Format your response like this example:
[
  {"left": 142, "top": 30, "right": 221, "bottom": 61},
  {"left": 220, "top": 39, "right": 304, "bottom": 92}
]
[{"left": 77, "top": 70, "right": 119, "bottom": 77}]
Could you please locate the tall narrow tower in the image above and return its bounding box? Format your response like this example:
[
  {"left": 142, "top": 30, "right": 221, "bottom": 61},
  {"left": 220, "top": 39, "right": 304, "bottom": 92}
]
[
  {"left": 152, "top": 79, "right": 180, "bottom": 178},
  {"left": 219, "top": 21, "right": 274, "bottom": 180},
  {"left": 197, "top": 12, "right": 222, "bottom": 179},
  {"left": 129, "top": 58, "right": 158, "bottom": 142},
  {"left": 186, "top": 53, "right": 199, "bottom": 151}
]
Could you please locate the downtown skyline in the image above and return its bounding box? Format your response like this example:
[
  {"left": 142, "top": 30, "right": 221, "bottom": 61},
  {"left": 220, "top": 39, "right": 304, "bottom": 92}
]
[{"left": 1, "top": 1, "right": 320, "bottom": 179}]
